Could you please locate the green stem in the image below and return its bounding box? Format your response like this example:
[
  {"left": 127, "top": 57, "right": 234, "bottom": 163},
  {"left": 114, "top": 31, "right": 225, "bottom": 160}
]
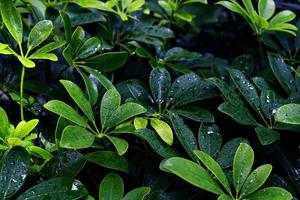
[{"left": 20, "top": 65, "right": 25, "bottom": 121}]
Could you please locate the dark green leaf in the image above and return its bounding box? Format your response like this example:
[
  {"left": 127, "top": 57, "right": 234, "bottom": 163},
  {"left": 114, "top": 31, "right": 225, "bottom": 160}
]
[
  {"left": 255, "top": 127, "right": 280, "bottom": 145},
  {"left": 27, "top": 20, "right": 53, "bottom": 51},
  {"left": 123, "top": 187, "right": 151, "bottom": 200},
  {"left": 149, "top": 68, "right": 171, "bottom": 104},
  {"left": 99, "top": 173, "right": 124, "bottom": 200},
  {"left": 198, "top": 124, "right": 222, "bottom": 157},
  {"left": 173, "top": 107, "right": 214, "bottom": 122}
]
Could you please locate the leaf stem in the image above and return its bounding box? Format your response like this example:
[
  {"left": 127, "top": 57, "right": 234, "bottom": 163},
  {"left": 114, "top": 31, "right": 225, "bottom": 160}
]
[{"left": 20, "top": 65, "right": 25, "bottom": 121}]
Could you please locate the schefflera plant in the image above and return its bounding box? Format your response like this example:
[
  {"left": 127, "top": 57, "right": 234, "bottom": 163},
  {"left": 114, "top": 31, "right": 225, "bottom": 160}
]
[
  {"left": 0, "top": 0, "right": 65, "bottom": 120},
  {"left": 160, "top": 143, "right": 293, "bottom": 200},
  {"left": 0, "top": 107, "right": 52, "bottom": 161},
  {"left": 217, "top": 0, "right": 297, "bottom": 36},
  {"left": 44, "top": 80, "right": 146, "bottom": 156}
]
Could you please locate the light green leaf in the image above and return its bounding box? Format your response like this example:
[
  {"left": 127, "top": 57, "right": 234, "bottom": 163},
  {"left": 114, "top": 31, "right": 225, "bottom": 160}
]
[
  {"left": 0, "top": 0, "right": 23, "bottom": 44},
  {"left": 15, "top": 119, "right": 39, "bottom": 139},
  {"left": 233, "top": 143, "right": 254, "bottom": 194},
  {"left": 150, "top": 118, "right": 173, "bottom": 145},
  {"left": 26, "top": 146, "right": 53, "bottom": 160},
  {"left": 134, "top": 117, "right": 148, "bottom": 129},
  {"left": 27, "top": 20, "right": 53, "bottom": 51},
  {"left": 17, "top": 56, "right": 36, "bottom": 68},
  {"left": 275, "top": 103, "right": 300, "bottom": 124},
  {"left": 240, "top": 164, "right": 272, "bottom": 198},
  {"left": 243, "top": 187, "right": 293, "bottom": 200},
  {"left": 105, "top": 135, "right": 129, "bottom": 156},
  {"left": 258, "top": 0, "right": 275, "bottom": 20},
  {"left": 0, "top": 106, "right": 9, "bottom": 138},
  {"left": 270, "top": 10, "right": 296, "bottom": 25}
]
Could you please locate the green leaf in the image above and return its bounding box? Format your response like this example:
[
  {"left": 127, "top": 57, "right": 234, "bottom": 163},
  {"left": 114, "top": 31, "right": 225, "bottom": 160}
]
[
  {"left": 0, "top": 106, "right": 9, "bottom": 138},
  {"left": 255, "top": 127, "right": 280, "bottom": 145},
  {"left": 44, "top": 100, "right": 88, "bottom": 128},
  {"left": 85, "top": 151, "right": 128, "bottom": 173},
  {"left": 0, "top": 147, "right": 30, "bottom": 199},
  {"left": 17, "top": 56, "right": 36, "bottom": 68},
  {"left": 27, "top": 20, "right": 53, "bottom": 51},
  {"left": 76, "top": 37, "right": 101, "bottom": 59},
  {"left": 0, "top": 0, "right": 23, "bottom": 44},
  {"left": 173, "top": 107, "right": 214, "bottom": 122},
  {"left": 216, "top": 138, "right": 249, "bottom": 169},
  {"left": 106, "top": 102, "right": 146, "bottom": 128},
  {"left": 83, "top": 66, "right": 115, "bottom": 90},
  {"left": 150, "top": 118, "right": 173, "bottom": 145},
  {"left": 268, "top": 53, "right": 296, "bottom": 94},
  {"left": 126, "top": 0, "right": 145, "bottom": 13},
  {"left": 258, "top": 0, "right": 275, "bottom": 20},
  {"left": 182, "top": 0, "right": 207, "bottom": 5},
  {"left": 123, "top": 187, "right": 151, "bottom": 200},
  {"left": 168, "top": 73, "right": 216, "bottom": 106},
  {"left": 160, "top": 157, "right": 224, "bottom": 195},
  {"left": 229, "top": 69, "right": 260, "bottom": 113},
  {"left": 260, "top": 90, "right": 281, "bottom": 119},
  {"left": 78, "top": 69, "right": 99, "bottom": 106},
  {"left": 174, "top": 9, "right": 194, "bottom": 23},
  {"left": 275, "top": 103, "right": 300, "bottom": 124},
  {"left": 218, "top": 194, "right": 232, "bottom": 200},
  {"left": 84, "top": 51, "right": 128, "bottom": 72},
  {"left": 134, "top": 117, "right": 148, "bottom": 129},
  {"left": 60, "top": 80, "right": 95, "bottom": 122},
  {"left": 106, "top": 135, "right": 129, "bottom": 156},
  {"left": 194, "top": 150, "right": 231, "bottom": 195},
  {"left": 233, "top": 143, "right": 254, "bottom": 193},
  {"left": 60, "top": 11, "right": 72, "bottom": 43},
  {"left": 270, "top": 10, "right": 296, "bottom": 25},
  {"left": 16, "top": 177, "right": 88, "bottom": 200},
  {"left": 99, "top": 173, "right": 124, "bottom": 200},
  {"left": 134, "top": 128, "right": 179, "bottom": 158},
  {"left": 29, "top": 41, "right": 66, "bottom": 61},
  {"left": 169, "top": 112, "right": 198, "bottom": 160},
  {"left": 15, "top": 119, "right": 39, "bottom": 138},
  {"left": 60, "top": 125, "right": 95, "bottom": 149},
  {"left": 101, "top": 89, "right": 121, "bottom": 128},
  {"left": 41, "top": 151, "right": 86, "bottom": 178},
  {"left": 0, "top": 43, "right": 8, "bottom": 51},
  {"left": 243, "top": 187, "right": 293, "bottom": 200},
  {"left": 198, "top": 124, "right": 222, "bottom": 157},
  {"left": 242, "top": 0, "right": 254, "bottom": 14},
  {"left": 26, "top": 146, "right": 53, "bottom": 160},
  {"left": 240, "top": 164, "right": 272, "bottom": 198},
  {"left": 150, "top": 68, "right": 171, "bottom": 104}
]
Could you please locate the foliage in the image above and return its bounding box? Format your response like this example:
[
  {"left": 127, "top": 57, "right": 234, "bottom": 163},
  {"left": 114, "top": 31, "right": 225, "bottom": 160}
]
[{"left": 0, "top": 0, "right": 299, "bottom": 199}]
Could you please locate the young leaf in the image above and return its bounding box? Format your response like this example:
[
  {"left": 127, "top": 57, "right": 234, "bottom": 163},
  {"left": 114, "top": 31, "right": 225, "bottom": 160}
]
[
  {"left": 0, "top": 106, "right": 9, "bottom": 137},
  {"left": 258, "top": 0, "right": 275, "bottom": 20},
  {"left": 240, "top": 164, "right": 272, "bottom": 198},
  {"left": 270, "top": 10, "right": 296, "bottom": 25},
  {"left": 134, "top": 117, "right": 148, "bottom": 129},
  {"left": 233, "top": 143, "right": 254, "bottom": 194},
  {"left": 0, "top": 0, "right": 23, "bottom": 44},
  {"left": 44, "top": 100, "right": 89, "bottom": 128},
  {"left": 60, "top": 80, "right": 95, "bottom": 122},
  {"left": 16, "top": 178, "right": 88, "bottom": 200},
  {"left": 17, "top": 56, "right": 36, "bottom": 68},
  {"left": 0, "top": 147, "right": 30, "bottom": 199},
  {"left": 160, "top": 157, "right": 224, "bottom": 195},
  {"left": 15, "top": 119, "right": 39, "bottom": 138},
  {"left": 275, "top": 103, "right": 300, "bottom": 124},
  {"left": 123, "top": 187, "right": 151, "bottom": 200},
  {"left": 194, "top": 150, "right": 232, "bottom": 195},
  {"left": 150, "top": 118, "right": 173, "bottom": 145},
  {"left": 99, "top": 173, "right": 124, "bottom": 200},
  {"left": 60, "top": 125, "right": 95, "bottom": 149},
  {"left": 27, "top": 20, "right": 53, "bottom": 51},
  {"left": 26, "top": 146, "right": 53, "bottom": 160},
  {"left": 85, "top": 151, "right": 128, "bottom": 173}
]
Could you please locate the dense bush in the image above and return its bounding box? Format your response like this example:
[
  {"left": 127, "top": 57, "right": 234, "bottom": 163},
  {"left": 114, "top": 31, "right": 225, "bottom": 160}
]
[{"left": 0, "top": 0, "right": 300, "bottom": 199}]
